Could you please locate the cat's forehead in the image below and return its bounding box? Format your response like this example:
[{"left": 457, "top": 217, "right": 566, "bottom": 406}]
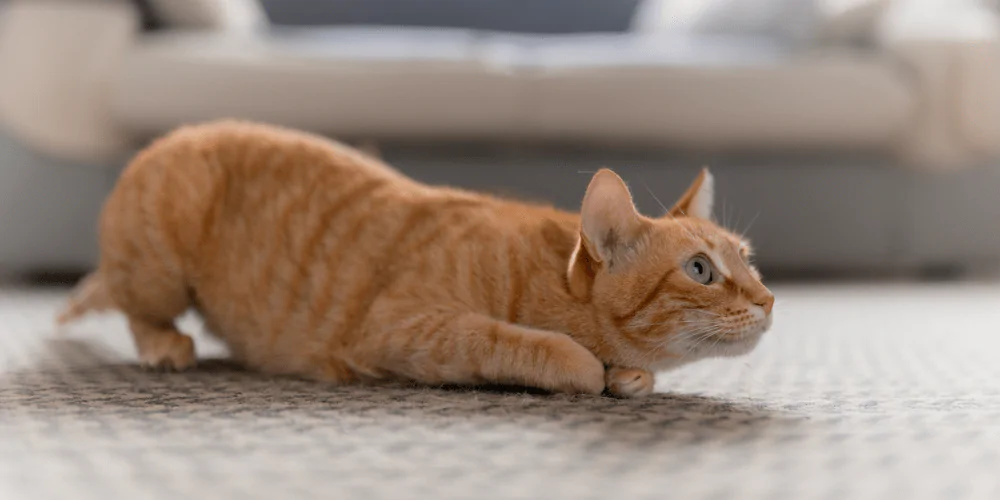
[{"left": 675, "top": 219, "right": 746, "bottom": 253}]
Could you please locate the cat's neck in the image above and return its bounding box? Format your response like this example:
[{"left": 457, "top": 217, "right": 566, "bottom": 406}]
[{"left": 511, "top": 211, "right": 630, "bottom": 364}]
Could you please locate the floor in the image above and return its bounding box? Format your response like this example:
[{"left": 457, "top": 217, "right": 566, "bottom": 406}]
[{"left": 2, "top": 283, "right": 1000, "bottom": 500}]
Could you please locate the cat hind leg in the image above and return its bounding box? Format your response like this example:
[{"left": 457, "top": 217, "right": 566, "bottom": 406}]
[{"left": 104, "top": 260, "right": 197, "bottom": 371}]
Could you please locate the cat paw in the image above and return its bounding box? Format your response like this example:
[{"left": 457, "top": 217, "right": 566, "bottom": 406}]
[
  {"left": 138, "top": 333, "right": 197, "bottom": 372},
  {"left": 543, "top": 336, "right": 606, "bottom": 395},
  {"left": 605, "top": 367, "right": 655, "bottom": 398}
]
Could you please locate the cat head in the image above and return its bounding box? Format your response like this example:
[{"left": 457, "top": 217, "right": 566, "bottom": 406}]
[{"left": 567, "top": 168, "right": 773, "bottom": 368}]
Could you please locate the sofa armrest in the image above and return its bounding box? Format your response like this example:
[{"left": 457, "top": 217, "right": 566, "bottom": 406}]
[
  {"left": 0, "top": 0, "right": 139, "bottom": 162},
  {"left": 878, "top": 0, "right": 1000, "bottom": 170}
]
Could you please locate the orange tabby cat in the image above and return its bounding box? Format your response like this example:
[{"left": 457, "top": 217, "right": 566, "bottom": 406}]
[{"left": 57, "top": 120, "right": 773, "bottom": 397}]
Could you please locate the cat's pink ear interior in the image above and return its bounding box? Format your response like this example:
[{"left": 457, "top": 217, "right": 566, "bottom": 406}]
[
  {"left": 667, "top": 168, "right": 714, "bottom": 220},
  {"left": 578, "top": 168, "right": 644, "bottom": 265}
]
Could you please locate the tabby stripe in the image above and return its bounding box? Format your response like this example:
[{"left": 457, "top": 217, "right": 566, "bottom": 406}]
[
  {"left": 303, "top": 178, "right": 390, "bottom": 332},
  {"left": 277, "top": 174, "right": 335, "bottom": 309},
  {"left": 634, "top": 309, "right": 681, "bottom": 339},
  {"left": 397, "top": 199, "right": 483, "bottom": 255},
  {"left": 326, "top": 200, "right": 441, "bottom": 343},
  {"left": 506, "top": 241, "right": 524, "bottom": 323},
  {"left": 269, "top": 175, "right": 336, "bottom": 343},
  {"left": 195, "top": 160, "right": 225, "bottom": 253},
  {"left": 722, "top": 279, "right": 741, "bottom": 296},
  {"left": 142, "top": 173, "right": 179, "bottom": 276},
  {"left": 426, "top": 312, "right": 463, "bottom": 366},
  {"left": 612, "top": 267, "right": 679, "bottom": 324},
  {"left": 308, "top": 208, "right": 372, "bottom": 335},
  {"left": 722, "top": 278, "right": 757, "bottom": 305}
]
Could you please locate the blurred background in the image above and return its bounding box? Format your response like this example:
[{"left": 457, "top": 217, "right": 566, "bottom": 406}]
[
  {"left": 3, "top": 3, "right": 1000, "bottom": 500},
  {"left": 0, "top": 0, "right": 999, "bottom": 281}
]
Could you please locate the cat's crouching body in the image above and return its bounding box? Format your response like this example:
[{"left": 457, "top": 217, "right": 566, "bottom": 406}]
[{"left": 58, "top": 121, "right": 774, "bottom": 397}]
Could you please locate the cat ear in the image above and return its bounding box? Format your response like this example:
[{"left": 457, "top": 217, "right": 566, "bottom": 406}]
[
  {"left": 667, "top": 168, "right": 714, "bottom": 220},
  {"left": 578, "top": 169, "right": 646, "bottom": 265},
  {"left": 568, "top": 169, "right": 647, "bottom": 299}
]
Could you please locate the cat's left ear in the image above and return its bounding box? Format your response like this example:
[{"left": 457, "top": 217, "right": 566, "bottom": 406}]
[
  {"left": 569, "top": 169, "right": 647, "bottom": 298},
  {"left": 667, "top": 168, "right": 714, "bottom": 220},
  {"left": 578, "top": 169, "right": 647, "bottom": 264}
]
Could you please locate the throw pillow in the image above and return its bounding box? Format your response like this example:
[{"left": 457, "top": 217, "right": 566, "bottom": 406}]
[
  {"left": 142, "top": 0, "right": 266, "bottom": 31},
  {"left": 631, "top": 0, "right": 822, "bottom": 42}
]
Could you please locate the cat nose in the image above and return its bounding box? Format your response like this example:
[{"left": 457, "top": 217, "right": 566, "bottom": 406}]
[{"left": 755, "top": 294, "right": 774, "bottom": 315}]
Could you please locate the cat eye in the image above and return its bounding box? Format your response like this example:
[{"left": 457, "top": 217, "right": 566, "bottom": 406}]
[{"left": 685, "top": 256, "right": 714, "bottom": 285}]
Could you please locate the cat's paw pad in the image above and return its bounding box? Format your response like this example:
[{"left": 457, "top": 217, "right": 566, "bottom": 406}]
[{"left": 606, "top": 367, "right": 655, "bottom": 398}]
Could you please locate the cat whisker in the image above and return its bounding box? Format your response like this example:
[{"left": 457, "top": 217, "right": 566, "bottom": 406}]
[
  {"left": 680, "top": 328, "right": 726, "bottom": 340},
  {"left": 704, "top": 326, "right": 733, "bottom": 354},
  {"left": 676, "top": 334, "right": 719, "bottom": 359},
  {"left": 631, "top": 322, "right": 725, "bottom": 365},
  {"left": 683, "top": 334, "right": 715, "bottom": 359},
  {"left": 640, "top": 178, "right": 698, "bottom": 240},
  {"left": 633, "top": 333, "right": 682, "bottom": 366},
  {"left": 680, "top": 324, "right": 731, "bottom": 356},
  {"left": 739, "top": 210, "right": 761, "bottom": 239},
  {"left": 680, "top": 318, "right": 723, "bottom": 325},
  {"left": 640, "top": 178, "right": 670, "bottom": 215},
  {"left": 722, "top": 198, "right": 729, "bottom": 231},
  {"left": 687, "top": 309, "right": 722, "bottom": 317}
]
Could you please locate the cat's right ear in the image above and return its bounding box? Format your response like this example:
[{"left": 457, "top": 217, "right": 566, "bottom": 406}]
[
  {"left": 666, "top": 167, "right": 714, "bottom": 220},
  {"left": 568, "top": 169, "right": 647, "bottom": 297}
]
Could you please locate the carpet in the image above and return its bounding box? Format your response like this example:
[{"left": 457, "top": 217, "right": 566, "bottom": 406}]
[{"left": 2, "top": 284, "right": 999, "bottom": 500}]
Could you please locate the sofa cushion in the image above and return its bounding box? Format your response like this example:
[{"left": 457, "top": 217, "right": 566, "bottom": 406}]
[
  {"left": 111, "top": 27, "right": 916, "bottom": 151},
  {"left": 110, "top": 28, "right": 525, "bottom": 139},
  {"left": 516, "top": 34, "right": 916, "bottom": 149},
  {"left": 631, "top": 0, "right": 822, "bottom": 43}
]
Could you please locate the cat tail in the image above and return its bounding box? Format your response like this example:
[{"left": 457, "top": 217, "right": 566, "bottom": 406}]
[{"left": 56, "top": 271, "right": 116, "bottom": 326}]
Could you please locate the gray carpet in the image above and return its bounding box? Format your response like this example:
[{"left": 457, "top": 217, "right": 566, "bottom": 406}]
[{"left": 2, "top": 284, "right": 1000, "bottom": 500}]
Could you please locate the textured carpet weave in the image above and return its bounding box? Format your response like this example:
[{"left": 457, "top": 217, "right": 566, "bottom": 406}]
[{"left": 2, "top": 284, "right": 1000, "bottom": 500}]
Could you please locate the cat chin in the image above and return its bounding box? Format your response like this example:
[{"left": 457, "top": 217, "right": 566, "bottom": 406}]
[
  {"left": 641, "top": 329, "right": 765, "bottom": 371},
  {"left": 710, "top": 316, "right": 772, "bottom": 357},
  {"left": 703, "top": 334, "right": 763, "bottom": 358},
  {"left": 679, "top": 325, "right": 767, "bottom": 360}
]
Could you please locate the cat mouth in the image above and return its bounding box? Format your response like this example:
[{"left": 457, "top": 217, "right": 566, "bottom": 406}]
[
  {"left": 698, "top": 329, "right": 765, "bottom": 358},
  {"left": 727, "top": 317, "right": 772, "bottom": 341}
]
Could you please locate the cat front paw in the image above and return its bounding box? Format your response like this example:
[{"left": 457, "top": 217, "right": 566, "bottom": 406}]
[
  {"left": 542, "top": 336, "right": 606, "bottom": 396},
  {"left": 605, "top": 366, "right": 655, "bottom": 398}
]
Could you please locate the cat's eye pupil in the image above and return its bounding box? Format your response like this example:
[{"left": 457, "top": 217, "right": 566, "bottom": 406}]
[{"left": 694, "top": 262, "right": 703, "bottom": 274}]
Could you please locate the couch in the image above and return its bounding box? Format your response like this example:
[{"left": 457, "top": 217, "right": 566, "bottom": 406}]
[{"left": 0, "top": 0, "right": 999, "bottom": 277}]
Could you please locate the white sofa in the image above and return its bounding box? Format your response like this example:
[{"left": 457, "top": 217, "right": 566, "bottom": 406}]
[{"left": 0, "top": 0, "right": 999, "bottom": 275}]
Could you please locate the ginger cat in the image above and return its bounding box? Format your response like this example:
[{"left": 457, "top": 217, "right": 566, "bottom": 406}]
[{"left": 58, "top": 121, "right": 774, "bottom": 397}]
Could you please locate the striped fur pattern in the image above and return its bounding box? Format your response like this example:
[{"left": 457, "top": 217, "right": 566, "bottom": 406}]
[{"left": 58, "top": 121, "right": 774, "bottom": 397}]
